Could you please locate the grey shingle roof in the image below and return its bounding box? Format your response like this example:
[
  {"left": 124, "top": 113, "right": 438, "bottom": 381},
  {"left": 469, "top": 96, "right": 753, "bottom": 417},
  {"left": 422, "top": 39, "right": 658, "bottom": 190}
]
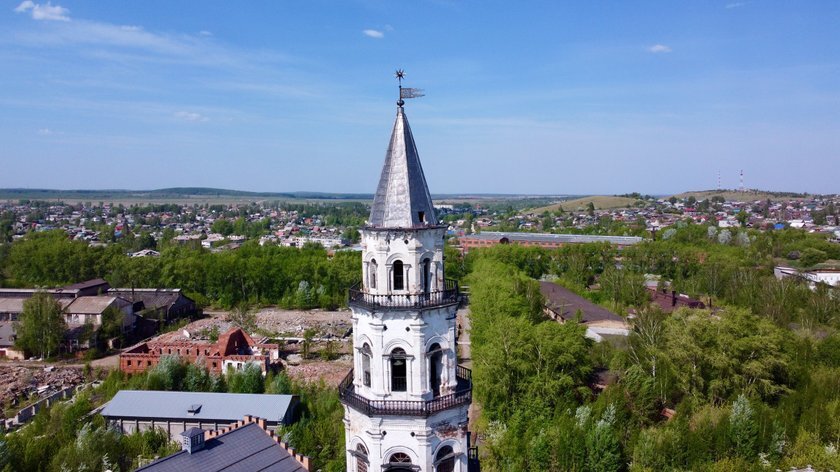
[
  {"left": 368, "top": 105, "right": 438, "bottom": 228},
  {"left": 136, "top": 422, "right": 306, "bottom": 472},
  {"left": 101, "top": 390, "right": 298, "bottom": 424}
]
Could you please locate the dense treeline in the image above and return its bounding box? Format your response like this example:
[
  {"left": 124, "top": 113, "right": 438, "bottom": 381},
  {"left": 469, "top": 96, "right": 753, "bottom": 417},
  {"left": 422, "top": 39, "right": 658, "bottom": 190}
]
[
  {"left": 448, "top": 224, "right": 840, "bottom": 330},
  {"left": 1, "top": 230, "right": 360, "bottom": 309},
  {"left": 465, "top": 228, "right": 840, "bottom": 471}
]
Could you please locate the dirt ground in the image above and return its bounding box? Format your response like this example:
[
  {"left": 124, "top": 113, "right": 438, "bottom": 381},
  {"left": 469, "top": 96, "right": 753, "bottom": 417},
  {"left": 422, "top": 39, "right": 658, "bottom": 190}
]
[
  {"left": 285, "top": 357, "right": 353, "bottom": 386},
  {"left": 159, "top": 307, "right": 352, "bottom": 343}
]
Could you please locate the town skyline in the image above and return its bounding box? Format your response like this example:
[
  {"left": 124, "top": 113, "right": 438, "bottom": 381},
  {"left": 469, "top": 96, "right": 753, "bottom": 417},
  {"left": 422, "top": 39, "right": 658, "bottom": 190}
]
[{"left": 2, "top": 1, "right": 839, "bottom": 194}]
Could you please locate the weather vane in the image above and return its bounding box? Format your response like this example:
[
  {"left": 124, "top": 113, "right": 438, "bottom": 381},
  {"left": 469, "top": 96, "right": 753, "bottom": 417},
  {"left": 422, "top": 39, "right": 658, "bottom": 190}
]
[{"left": 395, "top": 69, "right": 424, "bottom": 107}]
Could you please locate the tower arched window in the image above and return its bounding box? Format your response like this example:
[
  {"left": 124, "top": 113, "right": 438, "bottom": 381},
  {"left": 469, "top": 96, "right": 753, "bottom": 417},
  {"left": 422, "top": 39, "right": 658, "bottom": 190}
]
[
  {"left": 434, "top": 446, "right": 455, "bottom": 472},
  {"left": 422, "top": 257, "right": 431, "bottom": 294},
  {"left": 361, "top": 343, "right": 372, "bottom": 387},
  {"left": 428, "top": 343, "right": 444, "bottom": 397},
  {"left": 390, "top": 348, "right": 407, "bottom": 392},
  {"left": 388, "top": 452, "right": 412, "bottom": 467},
  {"left": 355, "top": 443, "right": 369, "bottom": 472},
  {"left": 369, "top": 259, "right": 378, "bottom": 290},
  {"left": 392, "top": 260, "right": 404, "bottom": 290}
]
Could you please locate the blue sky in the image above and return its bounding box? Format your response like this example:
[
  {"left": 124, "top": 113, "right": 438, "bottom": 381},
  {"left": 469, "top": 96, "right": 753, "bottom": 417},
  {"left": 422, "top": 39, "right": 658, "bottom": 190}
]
[{"left": 1, "top": 1, "right": 838, "bottom": 195}]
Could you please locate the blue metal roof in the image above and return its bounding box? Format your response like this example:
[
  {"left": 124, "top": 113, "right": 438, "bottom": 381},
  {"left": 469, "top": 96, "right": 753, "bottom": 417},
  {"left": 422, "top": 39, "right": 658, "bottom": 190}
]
[{"left": 101, "top": 390, "right": 298, "bottom": 424}]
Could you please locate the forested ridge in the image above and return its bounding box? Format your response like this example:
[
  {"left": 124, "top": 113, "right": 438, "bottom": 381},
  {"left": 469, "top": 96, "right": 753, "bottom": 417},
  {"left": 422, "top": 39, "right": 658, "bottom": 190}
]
[{"left": 458, "top": 223, "right": 840, "bottom": 471}]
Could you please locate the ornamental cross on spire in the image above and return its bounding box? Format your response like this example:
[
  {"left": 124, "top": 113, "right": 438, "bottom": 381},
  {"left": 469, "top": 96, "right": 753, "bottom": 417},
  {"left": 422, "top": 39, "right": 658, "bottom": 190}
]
[{"left": 395, "top": 69, "right": 424, "bottom": 106}]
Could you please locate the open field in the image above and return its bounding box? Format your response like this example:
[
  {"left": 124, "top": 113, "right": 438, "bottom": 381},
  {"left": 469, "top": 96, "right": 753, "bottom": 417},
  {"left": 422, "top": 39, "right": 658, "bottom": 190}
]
[
  {"left": 533, "top": 195, "right": 639, "bottom": 213},
  {"left": 670, "top": 189, "right": 813, "bottom": 202}
]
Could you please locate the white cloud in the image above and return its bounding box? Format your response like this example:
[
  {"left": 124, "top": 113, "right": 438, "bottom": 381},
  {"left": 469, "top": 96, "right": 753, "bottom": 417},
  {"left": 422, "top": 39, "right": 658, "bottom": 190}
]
[
  {"left": 38, "top": 128, "right": 53, "bottom": 135},
  {"left": 120, "top": 25, "right": 142, "bottom": 32},
  {"left": 174, "top": 111, "right": 208, "bottom": 122},
  {"left": 14, "top": 1, "right": 70, "bottom": 21},
  {"left": 362, "top": 29, "right": 384, "bottom": 39},
  {"left": 649, "top": 44, "right": 672, "bottom": 53},
  {"left": 199, "top": 30, "right": 213, "bottom": 37},
  {"left": 725, "top": 2, "right": 747, "bottom": 8}
]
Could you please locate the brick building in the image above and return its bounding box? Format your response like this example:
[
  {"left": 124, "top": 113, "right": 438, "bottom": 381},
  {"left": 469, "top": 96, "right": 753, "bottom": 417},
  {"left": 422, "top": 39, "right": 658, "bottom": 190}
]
[{"left": 120, "top": 327, "right": 280, "bottom": 375}]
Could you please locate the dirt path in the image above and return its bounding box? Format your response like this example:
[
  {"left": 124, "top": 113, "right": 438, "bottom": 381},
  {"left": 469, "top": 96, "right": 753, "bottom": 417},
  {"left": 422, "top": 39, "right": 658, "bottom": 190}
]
[
  {"left": 456, "top": 307, "right": 483, "bottom": 445},
  {"left": 457, "top": 307, "right": 472, "bottom": 365}
]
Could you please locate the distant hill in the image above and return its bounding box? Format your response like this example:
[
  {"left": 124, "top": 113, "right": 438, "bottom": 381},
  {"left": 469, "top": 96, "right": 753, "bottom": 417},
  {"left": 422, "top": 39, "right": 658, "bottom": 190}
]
[
  {"left": 670, "top": 189, "right": 812, "bottom": 202},
  {"left": 0, "top": 187, "right": 373, "bottom": 202},
  {"left": 0, "top": 188, "right": 578, "bottom": 204},
  {"left": 532, "top": 196, "right": 639, "bottom": 213}
]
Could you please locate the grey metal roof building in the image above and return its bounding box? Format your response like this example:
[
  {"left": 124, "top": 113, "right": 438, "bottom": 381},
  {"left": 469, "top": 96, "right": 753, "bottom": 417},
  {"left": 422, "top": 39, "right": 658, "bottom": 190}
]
[
  {"left": 458, "top": 231, "right": 642, "bottom": 247},
  {"left": 136, "top": 421, "right": 308, "bottom": 472},
  {"left": 368, "top": 106, "right": 438, "bottom": 228},
  {"left": 108, "top": 288, "right": 197, "bottom": 320},
  {"left": 102, "top": 390, "right": 299, "bottom": 428}
]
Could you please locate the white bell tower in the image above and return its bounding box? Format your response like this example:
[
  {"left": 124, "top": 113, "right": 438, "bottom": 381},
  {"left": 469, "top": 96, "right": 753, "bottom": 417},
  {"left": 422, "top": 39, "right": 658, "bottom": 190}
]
[{"left": 340, "top": 72, "right": 475, "bottom": 472}]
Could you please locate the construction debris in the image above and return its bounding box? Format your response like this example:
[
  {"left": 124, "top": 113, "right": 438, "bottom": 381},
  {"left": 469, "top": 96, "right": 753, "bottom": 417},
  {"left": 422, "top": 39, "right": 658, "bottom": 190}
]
[{"left": 0, "top": 365, "right": 84, "bottom": 408}]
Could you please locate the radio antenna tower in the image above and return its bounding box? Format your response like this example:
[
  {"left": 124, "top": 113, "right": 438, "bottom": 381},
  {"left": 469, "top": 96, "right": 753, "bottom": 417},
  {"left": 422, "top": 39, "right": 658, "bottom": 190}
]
[
  {"left": 717, "top": 170, "right": 721, "bottom": 191},
  {"left": 739, "top": 169, "right": 745, "bottom": 192}
]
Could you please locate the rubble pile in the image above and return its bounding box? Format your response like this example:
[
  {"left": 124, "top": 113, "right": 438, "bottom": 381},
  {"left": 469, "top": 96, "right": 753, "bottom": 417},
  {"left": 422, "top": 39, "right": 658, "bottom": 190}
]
[
  {"left": 285, "top": 358, "right": 353, "bottom": 387},
  {"left": 156, "top": 317, "right": 233, "bottom": 343},
  {"left": 255, "top": 308, "right": 351, "bottom": 338},
  {"left": 0, "top": 365, "right": 84, "bottom": 406}
]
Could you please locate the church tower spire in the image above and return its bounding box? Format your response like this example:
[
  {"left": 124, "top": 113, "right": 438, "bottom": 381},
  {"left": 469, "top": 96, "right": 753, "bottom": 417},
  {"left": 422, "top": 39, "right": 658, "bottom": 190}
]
[
  {"left": 368, "top": 105, "right": 437, "bottom": 228},
  {"left": 339, "top": 73, "right": 476, "bottom": 472}
]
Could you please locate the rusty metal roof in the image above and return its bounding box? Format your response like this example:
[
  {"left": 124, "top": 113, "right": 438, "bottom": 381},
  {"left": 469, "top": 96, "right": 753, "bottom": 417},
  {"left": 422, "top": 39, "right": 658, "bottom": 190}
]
[{"left": 368, "top": 105, "right": 437, "bottom": 228}]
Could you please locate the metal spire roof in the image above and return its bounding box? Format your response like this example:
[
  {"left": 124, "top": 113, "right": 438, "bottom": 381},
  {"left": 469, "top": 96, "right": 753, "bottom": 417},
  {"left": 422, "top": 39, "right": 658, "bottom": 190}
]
[{"left": 368, "top": 104, "right": 438, "bottom": 228}]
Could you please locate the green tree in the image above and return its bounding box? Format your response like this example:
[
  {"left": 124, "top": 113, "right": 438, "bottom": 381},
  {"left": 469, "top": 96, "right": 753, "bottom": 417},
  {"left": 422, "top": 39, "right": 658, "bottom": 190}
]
[
  {"left": 799, "top": 247, "right": 828, "bottom": 267},
  {"left": 729, "top": 394, "right": 758, "bottom": 459},
  {"left": 211, "top": 219, "right": 234, "bottom": 236},
  {"left": 341, "top": 226, "right": 361, "bottom": 244},
  {"left": 98, "top": 305, "right": 125, "bottom": 347},
  {"left": 15, "top": 291, "right": 67, "bottom": 358},
  {"left": 586, "top": 404, "right": 623, "bottom": 472},
  {"left": 266, "top": 372, "right": 293, "bottom": 394},
  {"left": 302, "top": 327, "right": 317, "bottom": 360},
  {"left": 226, "top": 363, "right": 265, "bottom": 393},
  {"left": 736, "top": 211, "right": 749, "bottom": 227}
]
